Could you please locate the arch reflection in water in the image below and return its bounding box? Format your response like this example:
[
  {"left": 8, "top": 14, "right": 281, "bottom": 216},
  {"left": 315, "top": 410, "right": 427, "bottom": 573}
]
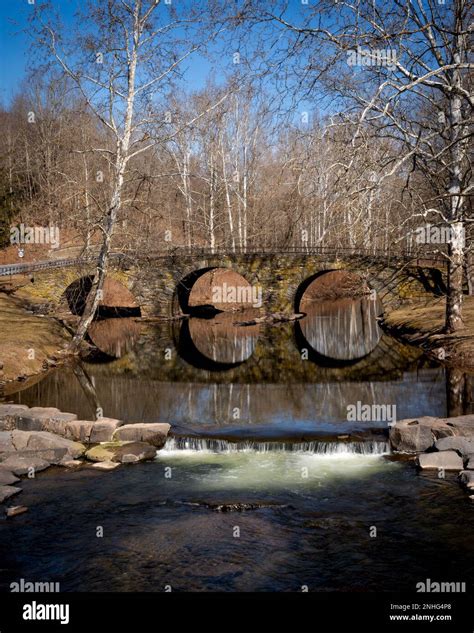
[
  {"left": 298, "top": 297, "right": 383, "bottom": 362},
  {"left": 87, "top": 318, "right": 142, "bottom": 359},
  {"left": 178, "top": 312, "right": 260, "bottom": 370}
]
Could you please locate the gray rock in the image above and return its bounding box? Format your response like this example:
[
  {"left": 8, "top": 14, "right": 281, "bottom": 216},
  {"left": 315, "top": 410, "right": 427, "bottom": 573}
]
[
  {"left": 0, "top": 485, "right": 22, "bottom": 504},
  {"left": 435, "top": 436, "right": 474, "bottom": 457},
  {"left": 112, "top": 423, "right": 170, "bottom": 448},
  {"left": 417, "top": 450, "right": 463, "bottom": 471},
  {"left": 41, "top": 412, "right": 78, "bottom": 436},
  {"left": 0, "top": 404, "right": 29, "bottom": 417},
  {"left": 85, "top": 441, "right": 156, "bottom": 463},
  {"left": 11, "top": 430, "right": 85, "bottom": 459},
  {"left": 465, "top": 454, "right": 474, "bottom": 470},
  {"left": 0, "top": 405, "right": 30, "bottom": 430},
  {"left": 390, "top": 418, "right": 435, "bottom": 453},
  {"left": 91, "top": 461, "right": 120, "bottom": 470},
  {"left": 0, "top": 454, "right": 51, "bottom": 476},
  {"left": 6, "top": 505, "right": 28, "bottom": 517},
  {"left": 441, "top": 415, "right": 474, "bottom": 437},
  {"left": 58, "top": 458, "right": 83, "bottom": 468},
  {"left": 459, "top": 470, "right": 474, "bottom": 490},
  {"left": 65, "top": 419, "right": 123, "bottom": 444},
  {"left": 0, "top": 431, "right": 14, "bottom": 452},
  {"left": 64, "top": 421, "right": 94, "bottom": 443},
  {"left": 0, "top": 448, "right": 67, "bottom": 465},
  {"left": 90, "top": 418, "right": 124, "bottom": 443},
  {"left": 0, "top": 469, "right": 20, "bottom": 485},
  {"left": 16, "top": 408, "right": 77, "bottom": 434}
]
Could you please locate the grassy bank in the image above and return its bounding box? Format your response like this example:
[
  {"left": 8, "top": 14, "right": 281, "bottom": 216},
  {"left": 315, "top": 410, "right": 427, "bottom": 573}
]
[
  {"left": 381, "top": 296, "right": 474, "bottom": 370},
  {"left": 0, "top": 293, "right": 70, "bottom": 395}
]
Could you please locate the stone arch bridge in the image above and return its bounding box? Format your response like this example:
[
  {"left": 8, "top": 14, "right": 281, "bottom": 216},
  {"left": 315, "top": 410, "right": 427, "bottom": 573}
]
[{"left": 0, "top": 249, "right": 447, "bottom": 317}]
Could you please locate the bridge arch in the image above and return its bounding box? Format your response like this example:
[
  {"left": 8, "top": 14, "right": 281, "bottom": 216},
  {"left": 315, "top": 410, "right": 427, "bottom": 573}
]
[
  {"left": 62, "top": 275, "right": 141, "bottom": 318},
  {"left": 295, "top": 269, "right": 371, "bottom": 312},
  {"left": 175, "top": 267, "right": 255, "bottom": 315}
]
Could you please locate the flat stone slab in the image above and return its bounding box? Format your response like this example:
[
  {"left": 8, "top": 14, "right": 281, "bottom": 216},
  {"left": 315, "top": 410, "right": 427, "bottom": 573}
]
[
  {"left": 90, "top": 419, "right": 124, "bottom": 443},
  {"left": 64, "top": 421, "right": 94, "bottom": 443},
  {"left": 1, "top": 448, "right": 68, "bottom": 465},
  {"left": 0, "top": 431, "right": 15, "bottom": 452},
  {"left": 15, "top": 408, "right": 77, "bottom": 433},
  {"left": 91, "top": 461, "right": 120, "bottom": 471},
  {"left": 417, "top": 450, "right": 463, "bottom": 471},
  {"left": 85, "top": 441, "right": 156, "bottom": 463},
  {"left": 0, "top": 485, "right": 22, "bottom": 504},
  {"left": 58, "top": 459, "right": 83, "bottom": 468},
  {"left": 0, "top": 469, "right": 20, "bottom": 485},
  {"left": 435, "top": 436, "right": 474, "bottom": 457},
  {"left": 0, "top": 404, "right": 29, "bottom": 417},
  {"left": 6, "top": 505, "right": 28, "bottom": 517},
  {"left": 442, "top": 415, "right": 474, "bottom": 437},
  {"left": 11, "top": 430, "right": 85, "bottom": 459},
  {"left": 65, "top": 419, "right": 124, "bottom": 444},
  {"left": 0, "top": 454, "right": 51, "bottom": 476},
  {"left": 112, "top": 423, "right": 170, "bottom": 448},
  {"left": 0, "top": 405, "right": 29, "bottom": 430},
  {"left": 459, "top": 470, "right": 474, "bottom": 490}
]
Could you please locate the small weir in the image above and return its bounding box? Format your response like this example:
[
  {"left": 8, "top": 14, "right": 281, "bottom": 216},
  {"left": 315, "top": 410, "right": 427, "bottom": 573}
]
[{"left": 162, "top": 437, "right": 390, "bottom": 455}]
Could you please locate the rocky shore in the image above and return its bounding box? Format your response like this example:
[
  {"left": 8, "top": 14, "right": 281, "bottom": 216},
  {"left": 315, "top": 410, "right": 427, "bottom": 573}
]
[
  {"left": 390, "top": 414, "right": 474, "bottom": 497},
  {"left": 0, "top": 403, "right": 170, "bottom": 514}
]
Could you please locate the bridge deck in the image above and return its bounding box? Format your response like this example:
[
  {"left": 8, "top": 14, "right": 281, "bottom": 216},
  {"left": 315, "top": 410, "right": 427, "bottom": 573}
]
[{"left": 0, "top": 247, "right": 446, "bottom": 277}]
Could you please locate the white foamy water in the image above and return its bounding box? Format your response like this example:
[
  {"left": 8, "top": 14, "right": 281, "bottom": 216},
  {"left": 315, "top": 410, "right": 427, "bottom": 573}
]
[{"left": 155, "top": 437, "right": 392, "bottom": 491}]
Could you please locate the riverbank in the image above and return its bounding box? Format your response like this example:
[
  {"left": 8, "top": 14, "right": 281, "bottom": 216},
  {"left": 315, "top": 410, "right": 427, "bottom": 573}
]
[
  {"left": 0, "top": 294, "right": 71, "bottom": 395},
  {"left": 380, "top": 296, "right": 474, "bottom": 370},
  {"left": 0, "top": 403, "right": 170, "bottom": 509}
]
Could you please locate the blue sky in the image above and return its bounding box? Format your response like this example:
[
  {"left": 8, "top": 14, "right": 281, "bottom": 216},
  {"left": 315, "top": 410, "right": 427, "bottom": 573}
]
[
  {"left": 0, "top": 0, "right": 319, "bottom": 116},
  {"left": 0, "top": 0, "right": 220, "bottom": 107}
]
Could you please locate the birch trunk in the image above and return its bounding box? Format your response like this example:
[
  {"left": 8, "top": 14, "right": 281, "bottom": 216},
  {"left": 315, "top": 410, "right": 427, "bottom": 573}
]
[
  {"left": 445, "top": 15, "right": 466, "bottom": 333},
  {"left": 70, "top": 27, "right": 138, "bottom": 348}
]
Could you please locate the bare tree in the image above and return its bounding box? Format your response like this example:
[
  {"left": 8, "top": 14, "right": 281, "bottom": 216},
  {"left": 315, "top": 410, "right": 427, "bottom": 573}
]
[
  {"left": 224, "top": 0, "right": 473, "bottom": 330},
  {"left": 32, "top": 0, "right": 207, "bottom": 346}
]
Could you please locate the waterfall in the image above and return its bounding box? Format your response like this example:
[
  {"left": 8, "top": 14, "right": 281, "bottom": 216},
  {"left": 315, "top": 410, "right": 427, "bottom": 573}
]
[{"left": 163, "top": 437, "right": 390, "bottom": 455}]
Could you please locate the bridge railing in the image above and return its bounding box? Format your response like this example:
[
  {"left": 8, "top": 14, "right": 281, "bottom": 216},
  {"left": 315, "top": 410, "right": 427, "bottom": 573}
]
[{"left": 0, "top": 246, "right": 446, "bottom": 277}]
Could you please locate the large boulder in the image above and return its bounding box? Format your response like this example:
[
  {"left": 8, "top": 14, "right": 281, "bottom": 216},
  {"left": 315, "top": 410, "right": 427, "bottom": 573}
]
[
  {"left": 66, "top": 418, "right": 124, "bottom": 444},
  {"left": 11, "top": 430, "right": 85, "bottom": 459},
  {"left": 441, "top": 415, "right": 474, "bottom": 437},
  {"left": 0, "top": 469, "right": 20, "bottom": 485},
  {"left": 0, "top": 431, "right": 15, "bottom": 452},
  {"left": 417, "top": 450, "right": 463, "bottom": 471},
  {"left": 459, "top": 470, "right": 474, "bottom": 490},
  {"left": 389, "top": 418, "right": 437, "bottom": 453},
  {"left": 15, "top": 407, "right": 77, "bottom": 433},
  {"left": 0, "top": 405, "right": 29, "bottom": 431},
  {"left": 0, "top": 448, "right": 67, "bottom": 465},
  {"left": 434, "top": 436, "right": 474, "bottom": 457},
  {"left": 64, "top": 421, "right": 94, "bottom": 443},
  {"left": 0, "top": 454, "right": 50, "bottom": 476},
  {"left": 90, "top": 419, "right": 124, "bottom": 443},
  {"left": 85, "top": 441, "right": 156, "bottom": 464},
  {"left": 0, "top": 485, "right": 22, "bottom": 504},
  {"left": 112, "top": 423, "right": 170, "bottom": 448}
]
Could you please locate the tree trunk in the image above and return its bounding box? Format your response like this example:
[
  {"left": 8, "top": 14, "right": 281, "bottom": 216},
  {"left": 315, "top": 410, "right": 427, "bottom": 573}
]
[{"left": 445, "top": 19, "right": 466, "bottom": 333}]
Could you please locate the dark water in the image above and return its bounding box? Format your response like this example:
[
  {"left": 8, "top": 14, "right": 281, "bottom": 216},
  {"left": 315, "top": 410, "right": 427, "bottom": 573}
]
[
  {"left": 1, "top": 456, "right": 473, "bottom": 592},
  {"left": 2, "top": 299, "right": 474, "bottom": 592}
]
